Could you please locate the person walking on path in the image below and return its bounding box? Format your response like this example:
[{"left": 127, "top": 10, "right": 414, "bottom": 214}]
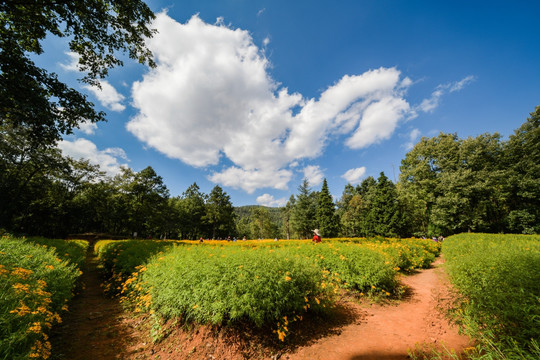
[{"left": 312, "top": 229, "right": 322, "bottom": 243}]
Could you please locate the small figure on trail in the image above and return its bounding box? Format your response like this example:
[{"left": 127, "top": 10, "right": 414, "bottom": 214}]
[
  {"left": 242, "top": 236, "right": 247, "bottom": 241},
  {"left": 199, "top": 237, "right": 204, "bottom": 243},
  {"left": 312, "top": 229, "right": 322, "bottom": 243}
]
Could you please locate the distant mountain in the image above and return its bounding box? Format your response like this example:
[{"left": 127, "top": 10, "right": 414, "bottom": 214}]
[{"left": 234, "top": 205, "right": 283, "bottom": 224}]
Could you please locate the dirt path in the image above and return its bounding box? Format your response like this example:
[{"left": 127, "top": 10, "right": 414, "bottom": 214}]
[
  {"left": 50, "top": 242, "right": 136, "bottom": 360},
  {"left": 289, "top": 259, "right": 471, "bottom": 360}
]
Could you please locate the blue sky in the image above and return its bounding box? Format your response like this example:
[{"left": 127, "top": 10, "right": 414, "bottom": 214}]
[{"left": 42, "top": 0, "right": 540, "bottom": 206}]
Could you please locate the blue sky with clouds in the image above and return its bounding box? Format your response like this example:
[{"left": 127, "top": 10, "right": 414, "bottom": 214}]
[{"left": 41, "top": 0, "right": 540, "bottom": 206}]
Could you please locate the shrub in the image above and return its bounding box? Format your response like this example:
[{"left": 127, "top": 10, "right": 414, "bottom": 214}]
[
  {"left": 0, "top": 238, "right": 81, "bottom": 360},
  {"left": 443, "top": 233, "right": 540, "bottom": 359}
]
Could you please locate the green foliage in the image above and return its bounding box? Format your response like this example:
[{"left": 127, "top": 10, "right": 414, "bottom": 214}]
[
  {"left": 94, "top": 239, "right": 182, "bottom": 295},
  {"left": 124, "top": 245, "right": 333, "bottom": 335},
  {"left": 0, "top": 238, "right": 82, "bottom": 360},
  {"left": 316, "top": 179, "right": 339, "bottom": 237},
  {"left": 26, "top": 237, "right": 88, "bottom": 270},
  {"left": 443, "top": 233, "right": 540, "bottom": 358},
  {"left": 290, "top": 179, "right": 317, "bottom": 238},
  {"left": 110, "top": 236, "right": 438, "bottom": 343},
  {"left": 204, "top": 185, "right": 236, "bottom": 239},
  {"left": 1, "top": 0, "right": 155, "bottom": 144}
]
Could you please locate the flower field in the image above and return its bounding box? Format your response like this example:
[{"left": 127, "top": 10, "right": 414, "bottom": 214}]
[
  {"left": 96, "top": 237, "right": 440, "bottom": 342},
  {"left": 0, "top": 236, "right": 87, "bottom": 360},
  {"left": 443, "top": 233, "right": 540, "bottom": 359}
]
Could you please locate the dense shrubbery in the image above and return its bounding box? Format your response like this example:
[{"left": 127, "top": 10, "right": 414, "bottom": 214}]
[
  {"left": 94, "top": 239, "right": 183, "bottom": 295},
  {"left": 99, "top": 237, "right": 438, "bottom": 341},
  {"left": 443, "top": 233, "right": 540, "bottom": 359},
  {"left": 26, "top": 237, "right": 88, "bottom": 270},
  {"left": 0, "top": 237, "right": 84, "bottom": 360}
]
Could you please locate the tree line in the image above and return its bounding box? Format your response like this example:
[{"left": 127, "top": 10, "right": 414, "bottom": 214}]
[{"left": 2, "top": 107, "right": 538, "bottom": 239}]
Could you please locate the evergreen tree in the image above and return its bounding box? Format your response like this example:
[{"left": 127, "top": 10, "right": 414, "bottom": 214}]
[
  {"left": 204, "top": 185, "right": 236, "bottom": 239},
  {"left": 282, "top": 195, "right": 295, "bottom": 240},
  {"left": 179, "top": 183, "right": 207, "bottom": 239},
  {"left": 366, "top": 172, "right": 401, "bottom": 237},
  {"left": 316, "top": 179, "right": 339, "bottom": 237},
  {"left": 290, "top": 179, "right": 317, "bottom": 238}
]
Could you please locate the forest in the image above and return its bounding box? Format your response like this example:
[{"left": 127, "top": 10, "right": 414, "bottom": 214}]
[{"left": 1, "top": 106, "right": 538, "bottom": 239}]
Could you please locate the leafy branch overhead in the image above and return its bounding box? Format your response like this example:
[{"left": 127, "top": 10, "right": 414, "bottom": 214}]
[{"left": 0, "top": 0, "right": 156, "bottom": 143}]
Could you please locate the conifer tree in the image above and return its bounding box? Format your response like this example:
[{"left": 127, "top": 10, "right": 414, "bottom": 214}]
[
  {"left": 316, "top": 179, "right": 339, "bottom": 237},
  {"left": 290, "top": 179, "right": 316, "bottom": 238}
]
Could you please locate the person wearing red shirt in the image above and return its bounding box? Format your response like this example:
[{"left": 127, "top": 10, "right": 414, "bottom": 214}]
[{"left": 312, "top": 229, "right": 321, "bottom": 243}]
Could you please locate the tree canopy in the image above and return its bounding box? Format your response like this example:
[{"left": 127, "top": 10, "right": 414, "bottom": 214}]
[{"left": 0, "top": 0, "right": 156, "bottom": 145}]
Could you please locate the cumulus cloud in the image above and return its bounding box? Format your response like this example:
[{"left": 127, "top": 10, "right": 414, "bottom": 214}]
[
  {"left": 127, "top": 13, "right": 417, "bottom": 193},
  {"left": 77, "top": 122, "right": 98, "bottom": 135},
  {"left": 58, "top": 138, "right": 129, "bottom": 176},
  {"left": 256, "top": 193, "right": 287, "bottom": 207},
  {"left": 83, "top": 80, "right": 126, "bottom": 112},
  {"left": 418, "top": 75, "right": 475, "bottom": 113},
  {"left": 208, "top": 167, "right": 292, "bottom": 194},
  {"left": 303, "top": 165, "right": 324, "bottom": 187},
  {"left": 342, "top": 167, "right": 366, "bottom": 184}
]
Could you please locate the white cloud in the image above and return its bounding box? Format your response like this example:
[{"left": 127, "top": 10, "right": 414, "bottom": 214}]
[
  {"left": 58, "top": 138, "right": 129, "bottom": 177},
  {"left": 127, "top": 13, "right": 417, "bottom": 193},
  {"left": 60, "top": 51, "right": 80, "bottom": 72},
  {"left": 208, "top": 167, "right": 292, "bottom": 194},
  {"left": 342, "top": 167, "right": 366, "bottom": 184},
  {"left": 418, "top": 75, "right": 475, "bottom": 113},
  {"left": 403, "top": 128, "right": 421, "bottom": 150},
  {"left": 83, "top": 80, "right": 126, "bottom": 112},
  {"left": 77, "top": 122, "right": 98, "bottom": 135},
  {"left": 303, "top": 165, "right": 324, "bottom": 187},
  {"left": 256, "top": 193, "right": 287, "bottom": 207}
]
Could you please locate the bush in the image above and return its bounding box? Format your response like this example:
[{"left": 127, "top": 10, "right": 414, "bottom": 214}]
[
  {"left": 122, "top": 244, "right": 334, "bottom": 341},
  {"left": 443, "top": 233, "right": 540, "bottom": 359},
  {"left": 0, "top": 238, "right": 81, "bottom": 360},
  {"left": 94, "top": 239, "right": 182, "bottom": 295},
  {"left": 26, "top": 237, "right": 88, "bottom": 270}
]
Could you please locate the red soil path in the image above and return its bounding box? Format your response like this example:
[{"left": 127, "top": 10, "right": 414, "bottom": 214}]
[
  {"left": 289, "top": 259, "right": 472, "bottom": 360},
  {"left": 50, "top": 253, "right": 471, "bottom": 360}
]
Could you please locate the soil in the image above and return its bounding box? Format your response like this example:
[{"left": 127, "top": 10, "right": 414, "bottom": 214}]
[{"left": 50, "top": 251, "right": 472, "bottom": 360}]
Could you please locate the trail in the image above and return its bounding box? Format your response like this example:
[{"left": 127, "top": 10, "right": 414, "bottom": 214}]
[
  {"left": 289, "top": 259, "right": 471, "bottom": 360},
  {"left": 50, "top": 241, "right": 135, "bottom": 360}
]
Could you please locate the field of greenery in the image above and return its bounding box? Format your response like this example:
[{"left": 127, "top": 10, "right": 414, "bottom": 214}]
[
  {"left": 443, "top": 233, "right": 540, "bottom": 359},
  {"left": 96, "top": 237, "right": 439, "bottom": 341},
  {"left": 0, "top": 236, "right": 87, "bottom": 360}
]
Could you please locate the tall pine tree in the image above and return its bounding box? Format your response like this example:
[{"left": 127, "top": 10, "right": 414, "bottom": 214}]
[{"left": 316, "top": 179, "right": 339, "bottom": 237}]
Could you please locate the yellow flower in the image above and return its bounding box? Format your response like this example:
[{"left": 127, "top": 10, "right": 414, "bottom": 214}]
[
  {"left": 284, "top": 275, "right": 292, "bottom": 281},
  {"left": 45, "top": 265, "right": 54, "bottom": 270},
  {"left": 12, "top": 283, "right": 31, "bottom": 293},
  {"left": 28, "top": 322, "right": 42, "bottom": 333}
]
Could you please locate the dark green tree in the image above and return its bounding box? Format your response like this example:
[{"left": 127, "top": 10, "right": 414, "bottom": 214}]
[
  {"left": 505, "top": 106, "right": 540, "bottom": 233},
  {"left": 204, "top": 185, "right": 236, "bottom": 239},
  {"left": 178, "top": 182, "right": 207, "bottom": 239},
  {"left": 316, "top": 179, "right": 339, "bottom": 237},
  {"left": 366, "top": 172, "right": 402, "bottom": 237},
  {"left": 290, "top": 179, "right": 317, "bottom": 238},
  {"left": 281, "top": 195, "right": 296, "bottom": 240}
]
